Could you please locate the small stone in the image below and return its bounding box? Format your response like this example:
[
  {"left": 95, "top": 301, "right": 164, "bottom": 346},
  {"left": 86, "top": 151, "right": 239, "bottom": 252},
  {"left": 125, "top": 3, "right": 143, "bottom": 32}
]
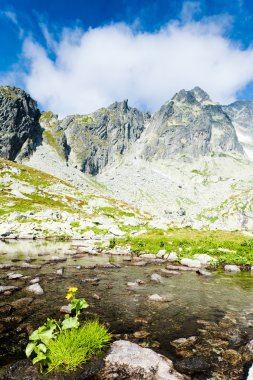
[
  {"left": 109, "top": 227, "right": 125, "bottom": 236},
  {"left": 180, "top": 258, "right": 201, "bottom": 268},
  {"left": 148, "top": 294, "right": 174, "bottom": 302},
  {"left": 60, "top": 305, "right": 71, "bottom": 314},
  {"left": 224, "top": 264, "right": 241, "bottom": 273},
  {"left": 82, "top": 277, "right": 100, "bottom": 284},
  {"left": 175, "top": 356, "right": 210, "bottom": 374},
  {"left": 166, "top": 252, "right": 178, "bottom": 262},
  {"left": 48, "top": 256, "right": 67, "bottom": 262},
  {"left": 29, "top": 277, "right": 40, "bottom": 284},
  {"left": 56, "top": 268, "right": 64, "bottom": 275},
  {"left": 93, "top": 294, "right": 100, "bottom": 300},
  {"left": 156, "top": 249, "right": 166, "bottom": 258},
  {"left": 7, "top": 272, "right": 23, "bottom": 280},
  {"left": 97, "top": 262, "right": 115, "bottom": 268},
  {"left": 196, "top": 269, "right": 212, "bottom": 276},
  {"left": 161, "top": 269, "right": 181, "bottom": 276},
  {"left": 134, "top": 330, "right": 150, "bottom": 339},
  {"left": 21, "top": 263, "right": 41, "bottom": 269},
  {"left": 193, "top": 254, "right": 217, "bottom": 266},
  {"left": 134, "top": 261, "right": 147, "bottom": 267},
  {"left": 0, "top": 285, "right": 19, "bottom": 294},
  {"left": 0, "top": 263, "right": 12, "bottom": 269},
  {"left": 25, "top": 283, "right": 44, "bottom": 295},
  {"left": 150, "top": 273, "right": 162, "bottom": 283}
]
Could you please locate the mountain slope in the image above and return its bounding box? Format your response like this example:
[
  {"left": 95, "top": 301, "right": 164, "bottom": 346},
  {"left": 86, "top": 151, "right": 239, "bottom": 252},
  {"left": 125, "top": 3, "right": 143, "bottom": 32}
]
[
  {"left": 1, "top": 85, "right": 253, "bottom": 231},
  {"left": 0, "top": 158, "right": 148, "bottom": 239}
]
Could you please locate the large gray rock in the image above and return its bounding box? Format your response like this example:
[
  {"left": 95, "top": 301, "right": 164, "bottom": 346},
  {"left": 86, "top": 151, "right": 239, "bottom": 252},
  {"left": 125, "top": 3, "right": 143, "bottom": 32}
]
[
  {"left": 98, "top": 340, "right": 188, "bottom": 379},
  {"left": 141, "top": 87, "right": 243, "bottom": 161},
  {"left": 61, "top": 100, "right": 146, "bottom": 174},
  {"left": 0, "top": 86, "right": 41, "bottom": 160}
]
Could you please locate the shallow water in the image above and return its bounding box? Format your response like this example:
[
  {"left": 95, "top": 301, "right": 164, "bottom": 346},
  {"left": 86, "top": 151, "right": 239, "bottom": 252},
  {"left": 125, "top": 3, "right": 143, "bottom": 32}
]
[{"left": 1, "top": 240, "right": 253, "bottom": 378}]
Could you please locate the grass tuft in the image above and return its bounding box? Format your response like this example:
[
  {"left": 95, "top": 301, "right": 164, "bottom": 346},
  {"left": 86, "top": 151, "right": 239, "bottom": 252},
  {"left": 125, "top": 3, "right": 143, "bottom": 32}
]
[{"left": 46, "top": 320, "right": 111, "bottom": 373}]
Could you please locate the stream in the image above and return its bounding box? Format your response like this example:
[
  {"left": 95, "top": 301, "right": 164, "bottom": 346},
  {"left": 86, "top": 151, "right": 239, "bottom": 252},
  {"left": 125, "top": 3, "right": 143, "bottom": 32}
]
[{"left": 0, "top": 240, "right": 253, "bottom": 379}]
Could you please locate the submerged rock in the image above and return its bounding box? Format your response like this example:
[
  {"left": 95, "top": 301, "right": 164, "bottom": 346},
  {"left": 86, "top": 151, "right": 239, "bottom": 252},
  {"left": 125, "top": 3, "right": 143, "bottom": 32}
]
[
  {"left": 148, "top": 294, "right": 174, "bottom": 302},
  {"left": 175, "top": 356, "right": 210, "bottom": 375},
  {"left": 98, "top": 340, "right": 188, "bottom": 379},
  {"left": 150, "top": 273, "right": 162, "bottom": 283},
  {"left": 25, "top": 283, "right": 44, "bottom": 295}
]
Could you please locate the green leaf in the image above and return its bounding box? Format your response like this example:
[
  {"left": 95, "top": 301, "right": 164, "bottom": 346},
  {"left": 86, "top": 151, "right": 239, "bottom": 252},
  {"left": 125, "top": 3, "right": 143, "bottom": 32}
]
[
  {"left": 29, "top": 320, "right": 57, "bottom": 345},
  {"left": 25, "top": 342, "right": 36, "bottom": 358},
  {"left": 37, "top": 343, "right": 47, "bottom": 353},
  {"left": 69, "top": 298, "right": 89, "bottom": 314},
  {"left": 62, "top": 316, "right": 79, "bottom": 330},
  {"left": 32, "top": 352, "right": 47, "bottom": 365}
]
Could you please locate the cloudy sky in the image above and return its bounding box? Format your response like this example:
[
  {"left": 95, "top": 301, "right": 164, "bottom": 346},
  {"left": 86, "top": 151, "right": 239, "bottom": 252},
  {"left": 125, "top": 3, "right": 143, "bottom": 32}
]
[{"left": 1, "top": 0, "right": 253, "bottom": 117}]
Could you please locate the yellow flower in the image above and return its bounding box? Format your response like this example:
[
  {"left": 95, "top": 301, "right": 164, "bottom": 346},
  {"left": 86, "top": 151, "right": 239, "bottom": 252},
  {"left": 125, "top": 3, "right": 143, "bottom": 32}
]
[
  {"left": 68, "top": 287, "right": 78, "bottom": 293},
  {"left": 66, "top": 293, "right": 73, "bottom": 300}
]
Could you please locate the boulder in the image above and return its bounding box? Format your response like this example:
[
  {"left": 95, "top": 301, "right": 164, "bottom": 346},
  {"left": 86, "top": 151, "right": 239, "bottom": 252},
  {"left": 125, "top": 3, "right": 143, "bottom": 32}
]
[
  {"left": 224, "top": 265, "right": 241, "bottom": 273},
  {"left": 25, "top": 283, "right": 44, "bottom": 295},
  {"left": 98, "top": 340, "right": 188, "bottom": 379},
  {"left": 180, "top": 258, "right": 201, "bottom": 268}
]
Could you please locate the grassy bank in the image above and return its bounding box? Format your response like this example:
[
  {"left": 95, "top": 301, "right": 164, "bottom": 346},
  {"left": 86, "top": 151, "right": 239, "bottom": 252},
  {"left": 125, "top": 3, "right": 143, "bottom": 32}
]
[{"left": 114, "top": 228, "right": 253, "bottom": 265}]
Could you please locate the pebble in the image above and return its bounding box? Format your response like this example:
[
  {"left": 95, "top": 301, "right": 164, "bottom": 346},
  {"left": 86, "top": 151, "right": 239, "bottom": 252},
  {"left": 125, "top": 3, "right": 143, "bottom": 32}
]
[
  {"left": 0, "top": 285, "right": 19, "bottom": 294},
  {"left": 25, "top": 283, "right": 44, "bottom": 295},
  {"left": 21, "top": 263, "right": 41, "bottom": 269},
  {"left": 29, "top": 277, "right": 40, "bottom": 284},
  {"left": 7, "top": 272, "right": 23, "bottom": 280},
  {"left": 134, "top": 330, "right": 150, "bottom": 339},
  {"left": 60, "top": 305, "right": 71, "bottom": 314},
  {"left": 56, "top": 268, "right": 64, "bottom": 275},
  {"left": 148, "top": 294, "right": 174, "bottom": 302},
  {"left": 150, "top": 273, "right": 162, "bottom": 283},
  {"left": 93, "top": 294, "right": 100, "bottom": 300}
]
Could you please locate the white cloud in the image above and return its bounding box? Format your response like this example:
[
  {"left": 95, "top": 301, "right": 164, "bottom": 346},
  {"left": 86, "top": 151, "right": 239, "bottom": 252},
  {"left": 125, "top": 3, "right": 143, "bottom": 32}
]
[{"left": 8, "top": 15, "right": 253, "bottom": 117}]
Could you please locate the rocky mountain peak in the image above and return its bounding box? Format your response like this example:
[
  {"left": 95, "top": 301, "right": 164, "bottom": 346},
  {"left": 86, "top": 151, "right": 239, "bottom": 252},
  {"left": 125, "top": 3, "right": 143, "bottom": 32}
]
[
  {"left": 172, "top": 87, "right": 211, "bottom": 105},
  {"left": 108, "top": 99, "right": 129, "bottom": 113},
  {"left": 0, "top": 85, "right": 41, "bottom": 161}
]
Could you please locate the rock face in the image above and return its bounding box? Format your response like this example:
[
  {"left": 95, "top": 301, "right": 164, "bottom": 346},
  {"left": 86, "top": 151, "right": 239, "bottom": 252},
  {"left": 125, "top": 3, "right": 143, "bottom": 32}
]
[
  {"left": 98, "top": 340, "right": 188, "bottom": 380},
  {"left": 60, "top": 100, "right": 146, "bottom": 174},
  {"left": 223, "top": 101, "right": 253, "bottom": 160},
  {"left": 141, "top": 87, "right": 243, "bottom": 161},
  {"left": 0, "top": 86, "right": 41, "bottom": 161}
]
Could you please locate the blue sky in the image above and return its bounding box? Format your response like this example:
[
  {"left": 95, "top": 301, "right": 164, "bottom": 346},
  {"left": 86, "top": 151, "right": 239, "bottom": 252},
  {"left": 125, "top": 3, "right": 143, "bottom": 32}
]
[{"left": 1, "top": 0, "right": 253, "bottom": 115}]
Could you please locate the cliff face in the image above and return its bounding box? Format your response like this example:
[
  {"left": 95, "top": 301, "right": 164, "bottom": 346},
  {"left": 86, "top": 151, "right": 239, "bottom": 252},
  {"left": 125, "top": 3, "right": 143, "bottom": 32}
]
[
  {"left": 60, "top": 100, "right": 146, "bottom": 175},
  {"left": 141, "top": 87, "right": 243, "bottom": 161},
  {"left": 0, "top": 86, "right": 41, "bottom": 161},
  {"left": 223, "top": 101, "right": 253, "bottom": 161}
]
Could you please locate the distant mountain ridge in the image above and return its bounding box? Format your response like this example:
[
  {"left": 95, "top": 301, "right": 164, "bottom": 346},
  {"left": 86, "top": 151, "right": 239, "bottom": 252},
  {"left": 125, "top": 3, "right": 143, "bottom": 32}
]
[{"left": 1, "top": 85, "right": 253, "bottom": 230}]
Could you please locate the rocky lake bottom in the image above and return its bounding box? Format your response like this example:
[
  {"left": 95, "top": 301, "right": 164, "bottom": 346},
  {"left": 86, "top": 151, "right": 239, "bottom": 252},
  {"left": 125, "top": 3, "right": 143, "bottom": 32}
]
[{"left": 0, "top": 240, "right": 253, "bottom": 379}]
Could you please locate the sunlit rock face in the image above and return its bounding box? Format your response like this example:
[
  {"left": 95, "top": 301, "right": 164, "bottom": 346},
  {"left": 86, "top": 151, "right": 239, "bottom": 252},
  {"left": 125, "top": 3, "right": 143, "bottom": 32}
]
[
  {"left": 141, "top": 87, "right": 243, "bottom": 161},
  {"left": 223, "top": 100, "right": 253, "bottom": 161},
  {"left": 0, "top": 86, "right": 41, "bottom": 161}
]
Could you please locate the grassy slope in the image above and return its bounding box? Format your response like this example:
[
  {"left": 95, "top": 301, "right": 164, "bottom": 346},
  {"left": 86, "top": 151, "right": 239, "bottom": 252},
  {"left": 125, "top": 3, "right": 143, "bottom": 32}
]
[{"left": 0, "top": 158, "right": 146, "bottom": 237}]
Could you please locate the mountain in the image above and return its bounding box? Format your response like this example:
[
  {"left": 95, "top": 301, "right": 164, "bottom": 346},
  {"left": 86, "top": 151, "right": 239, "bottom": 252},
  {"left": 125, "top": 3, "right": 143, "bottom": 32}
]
[
  {"left": 1, "top": 85, "right": 253, "bottom": 231},
  {"left": 0, "top": 158, "right": 147, "bottom": 239},
  {"left": 223, "top": 101, "right": 253, "bottom": 161}
]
